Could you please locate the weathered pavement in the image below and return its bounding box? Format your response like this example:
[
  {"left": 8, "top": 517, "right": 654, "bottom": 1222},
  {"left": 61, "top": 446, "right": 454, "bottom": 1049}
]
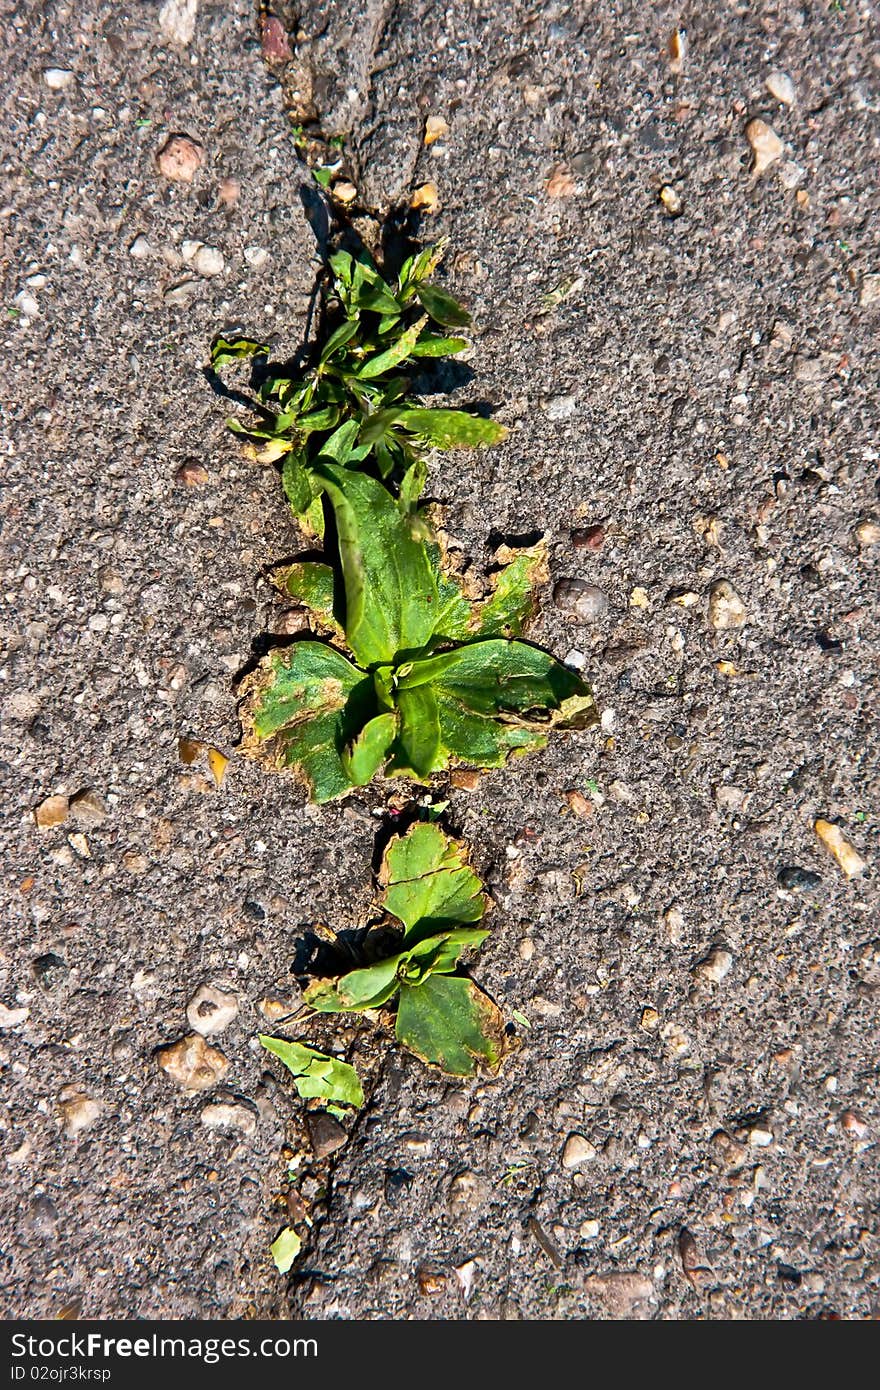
[{"left": 2, "top": 1, "right": 878, "bottom": 1319}]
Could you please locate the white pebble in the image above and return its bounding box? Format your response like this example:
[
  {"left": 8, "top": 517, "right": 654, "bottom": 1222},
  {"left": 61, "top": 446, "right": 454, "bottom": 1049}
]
[
  {"left": 43, "top": 68, "right": 74, "bottom": 90},
  {"left": 244, "top": 246, "right": 269, "bottom": 269},
  {"left": 128, "top": 235, "right": 153, "bottom": 260},
  {"left": 765, "top": 71, "right": 795, "bottom": 105},
  {"left": 14, "top": 290, "right": 39, "bottom": 318}
]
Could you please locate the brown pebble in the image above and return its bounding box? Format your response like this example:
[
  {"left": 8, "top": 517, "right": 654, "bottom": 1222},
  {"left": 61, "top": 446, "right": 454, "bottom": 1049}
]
[
  {"left": 840, "top": 1110, "right": 867, "bottom": 1138},
  {"left": 306, "top": 1111, "right": 347, "bottom": 1160},
  {"left": 566, "top": 790, "right": 594, "bottom": 819},
  {"left": 417, "top": 1267, "right": 448, "bottom": 1296},
  {"left": 175, "top": 461, "right": 209, "bottom": 487},
  {"left": 217, "top": 176, "right": 240, "bottom": 207},
  {"left": 34, "top": 794, "right": 68, "bottom": 828},
  {"left": 156, "top": 1033, "right": 229, "bottom": 1091},
  {"left": 570, "top": 525, "right": 605, "bottom": 551},
  {"left": 69, "top": 788, "right": 108, "bottom": 827},
  {"left": 156, "top": 134, "right": 204, "bottom": 183},
  {"left": 450, "top": 769, "right": 481, "bottom": 791}
]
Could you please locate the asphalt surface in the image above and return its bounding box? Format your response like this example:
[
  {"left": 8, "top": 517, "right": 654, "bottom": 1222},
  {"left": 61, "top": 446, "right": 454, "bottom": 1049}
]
[{"left": 2, "top": 0, "right": 878, "bottom": 1320}]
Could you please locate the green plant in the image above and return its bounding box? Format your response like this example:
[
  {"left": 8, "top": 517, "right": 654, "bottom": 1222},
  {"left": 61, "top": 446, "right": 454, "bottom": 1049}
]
[
  {"left": 303, "top": 821, "right": 506, "bottom": 1076},
  {"left": 239, "top": 464, "right": 597, "bottom": 801},
  {"left": 210, "top": 240, "right": 506, "bottom": 526},
  {"left": 258, "top": 1036, "right": 364, "bottom": 1109}
]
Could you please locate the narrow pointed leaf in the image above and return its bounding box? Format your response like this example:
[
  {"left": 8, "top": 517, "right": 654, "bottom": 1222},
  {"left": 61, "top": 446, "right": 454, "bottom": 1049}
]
[
  {"left": 395, "top": 975, "right": 506, "bottom": 1076},
  {"left": 409, "top": 334, "right": 469, "bottom": 358},
  {"left": 356, "top": 315, "right": 428, "bottom": 379},
  {"left": 320, "top": 318, "right": 359, "bottom": 363},
  {"left": 380, "top": 822, "right": 487, "bottom": 938},
  {"left": 415, "top": 282, "right": 472, "bottom": 327},
  {"left": 239, "top": 641, "right": 375, "bottom": 803},
  {"left": 315, "top": 417, "right": 361, "bottom": 465},
  {"left": 396, "top": 408, "right": 507, "bottom": 449}
]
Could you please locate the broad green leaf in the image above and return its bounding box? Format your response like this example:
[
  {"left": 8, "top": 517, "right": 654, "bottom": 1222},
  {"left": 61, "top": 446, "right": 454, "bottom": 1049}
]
[
  {"left": 311, "top": 463, "right": 440, "bottom": 667},
  {"left": 302, "top": 495, "right": 325, "bottom": 540},
  {"left": 356, "top": 315, "right": 428, "bottom": 379},
  {"left": 473, "top": 545, "right": 547, "bottom": 637},
  {"left": 395, "top": 974, "right": 506, "bottom": 1076},
  {"left": 409, "top": 334, "right": 469, "bottom": 358},
  {"left": 415, "top": 282, "right": 472, "bottom": 327},
  {"left": 396, "top": 408, "right": 507, "bottom": 449},
  {"left": 281, "top": 450, "right": 313, "bottom": 514},
  {"left": 315, "top": 418, "right": 360, "bottom": 466},
  {"left": 427, "top": 926, "right": 491, "bottom": 973},
  {"left": 239, "top": 641, "right": 375, "bottom": 802},
  {"left": 305, "top": 953, "right": 403, "bottom": 1012},
  {"left": 271, "top": 1227, "right": 301, "bottom": 1274},
  {"left": 329, "top": 250, "right": 353, "bottom": 288},
  {"left": 320, "top": 318, "right": 359, "bottom": 363},
  {"left": 259, "top": 1035, "right": 364, "bottom": 1107},
  {"left": 211, "top": 335, "right": 270, "bottom": 368},
  {"left": 272, "top": 561, "right": 341, "bottom": 638},
  {"left": 342, "top": 711, "right": 397, "bottom": 784},
  {"left": 436, "top": 695, "right": 546, "bottom": 767},
  {"left": 380, "top": 822, "right": 487, "bottom": 938},
  {"left": 400, "top": 638, "right": 596, "bottom": 725},
  {"left": 298, "top": 404, "right": 340, "bottom": 433}
]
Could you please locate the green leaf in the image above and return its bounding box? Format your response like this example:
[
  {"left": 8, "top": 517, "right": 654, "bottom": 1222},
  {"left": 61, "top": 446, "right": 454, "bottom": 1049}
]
[
  {"left": 395, "top": 974, "right": 505, "bottom": 1076},
  {"left": 316, "top": 418, "right": 361, "bottom": 466},
  {"left": 281, "top": 450, "right": 313, "bottom": 514},
  {"left": 342, "top": 710, "right": 397, "bottom": 784},
  {"left": 320, "top": 318, "right": 359, "bottom": 364},
  {"left": 239, "top": 641, "right": 375, "bottom": 802},
  {"left": 302, "top": 495, "right": 325, "bottom": 540},
  {"left": 409, "top": 334, "right": 469, "bottom": 358},
  {"left": 399, "top": 638, "right": 595, "bottom": 724},
  {"left": 396, "top": 408, "right": 507, "bottom": 449},
  {"left": 311, "top": 463, "right": 440, "bottom": 667},
  {"left": 415, "top": 282, "right": 472, "bottom": 327},
  {"left": 272, "top": 561, "right": 340, "bottom": 637},
  {"left": 328, "top": 250, "right": 353, "bottom": 288},
  {"left": 270, "top": 1227, "right": 301, "bottom": 1274},
  {"left": 259, "top": 1035, "right": 364, "bottom": 1108},
  {"left": 390, "top": 685, "right": 441, "bottom": 779},
  {"left": 305, "top": 954, "right": 403, "bottom": 1013},
  {"left": 211, "top": 335, "right": 270, "bottom": 368},
  {"left": 474, "top": 545, "right": 547, "bottom": 637},
  {"left": 356, "top": 315, "right": 428, "bottom": 379},
  {"left": 380, "top": 821, "right": 487, "bottom": 939}
]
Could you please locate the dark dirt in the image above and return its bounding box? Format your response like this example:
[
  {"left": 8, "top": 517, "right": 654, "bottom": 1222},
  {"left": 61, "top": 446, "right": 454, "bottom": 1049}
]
[{"left": 1, "top": 0, "right": 878, "bottom": 1320}]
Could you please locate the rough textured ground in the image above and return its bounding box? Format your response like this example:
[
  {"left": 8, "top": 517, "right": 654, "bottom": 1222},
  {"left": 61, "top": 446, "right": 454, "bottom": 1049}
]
[{"left": 2, "top": 0, "right": 878, "bottom": 1321}]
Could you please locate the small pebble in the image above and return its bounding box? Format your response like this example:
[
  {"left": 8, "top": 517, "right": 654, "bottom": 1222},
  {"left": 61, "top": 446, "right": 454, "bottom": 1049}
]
[
  {"left": 122, "top": 850, "right": 149, "bottom": 875},
  {"left": 518, "top": 937, "right": 535, "bottom": 961},
  {"left": 217, "top": 176, "right": 240, "bottom": 207},
  {"left": 748, "top": 1126, "right": 774, "bottom": 1148},
  {"left": 158, "top": 0, "right": 198, "bottom": 47},
  {"left": 128, "top": 235, "right": 153, "bottom": 260},
  {"left": 544, "top": 393, "right": 577, "bottom": 421},
  {"left": 175, "top": 461, "right": 209, "bottom": 487},
  {"left": 306, "top": 1111, "right": 347, "bottom": 1160},
  {"left": 765, "top": 70, "right": 795, "bottom": 105},
  {"left": 854, "top": 519, "right": 880, "bottom": 546},
  {"left": 450, "top": 769, "right": 481, "bottom": 790},
  {"left": 561, "top": 1133, "right": 596, "bottom": 1169},
  {"left": 164, "top": 280, "right": 199, "bottom": 306},
  {"left": 448, "top": 1169, "right": 489, "bottom": 1215},
  {"left": 545, "top": 165, "right": 575, "bottom": 198},
  {"left": 186, "top": 983, "right": 239, "bottom": 1037},
  {"left": 43, "top": 68, "right": 74, "bottom": 90},
  {"left": 181, "top": 240, "right": 224, "bottom": 277},
  {"left": 156, "top": 1033, "right": 229, "bottom": 1091},
  {"left": 34, "top": 794, "right": 68, "bottom": 828},
  {"left": 58, "top": 1095, "right": 103, "bottom": 1138},
  {"left": 659, "top": 185, "right": 683, "bottom": 217},
  {"left": 694, "top": 947, "right": 733, "bottom": 984},
  {"left": 424, "top": 115, "right": 450, "bottom": 145},
  {"left": 840, "top": 1110, "right": 867, "bottom": 1139},
  {"left": 200, "top": 1100, "right": 258, "bottom": 1136},
  {"left": 417, "top": 1267, "right": 447, "bottom": 1295},
  {"left": 410, "top": 182, "right": 439, "bottom": 213},
  {"left": 708, "top": 580, "right": 747, "bottom": 630},
  {"left": 15, "top": 291, "right": 40, "bottom": 318},
  {"left": 0, "top": 1003, "right": 30, "bottom": 1029},
  {"left": 243, "top": 246, "right": 269, "bottom": 269},
  {"left": 156, "top": 135, "right": 204, "bottom": 183},
  {"left": 69, "top": 789, "right": 108, "bottom": 827},
  {"left": 640, "top": 1006, "right": 660, "bottom": 1031},
  {"left": 553, "top": 578, "right": 608, "bottom": 621},
  {"left": 814, "top": 819, "right": 866, "bottom": 878},
  {"left": 746, "top": 119, "right": 784, "bottom": 176},
  {"left": 570, "top": 525, "right": 605, "bottom": 551},
  {"left": 331, "top": 181, "right": 357, "bottom": 205},
  {"left": 667, "top": 28, "right": 687, "bottom": 74},
  {"left": 777, "top": 866, "right": 822, "bottom": 893},
  {"left": 566, "top": 790, "right": 593, "bottom": 819}
]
